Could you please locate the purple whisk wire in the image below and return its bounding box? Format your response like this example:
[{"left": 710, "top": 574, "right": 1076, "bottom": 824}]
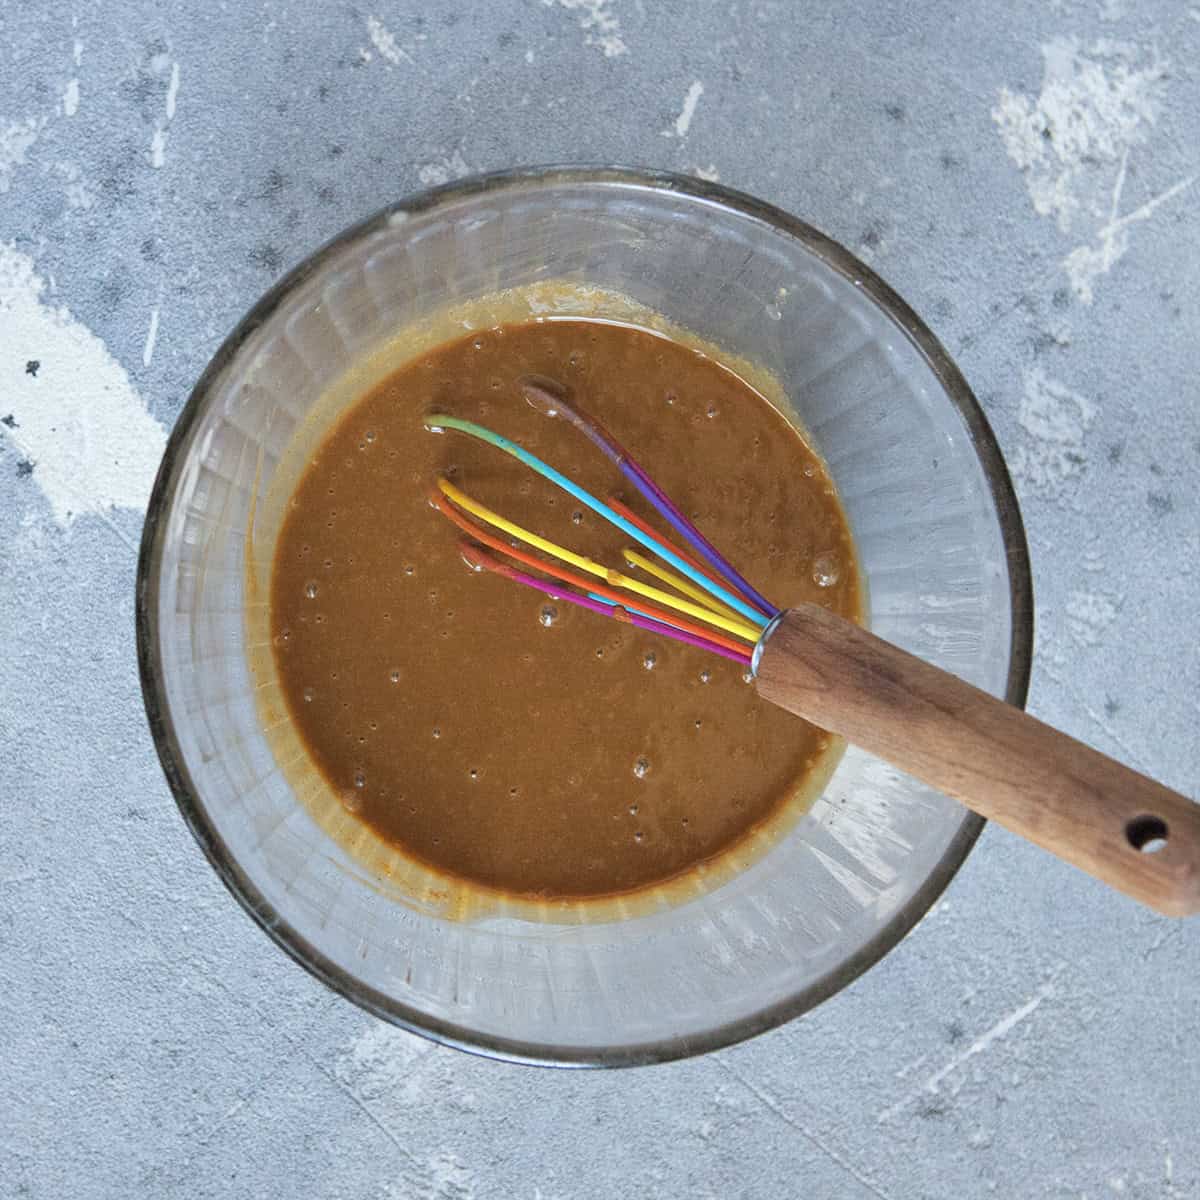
[{"left": 521, "top": 378, "right": 779, "bottom": 619}]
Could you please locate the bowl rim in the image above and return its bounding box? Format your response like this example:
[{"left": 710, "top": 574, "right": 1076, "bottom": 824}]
[{"left": 136, "top": 164, "right": 1033, "bottom": 1068}]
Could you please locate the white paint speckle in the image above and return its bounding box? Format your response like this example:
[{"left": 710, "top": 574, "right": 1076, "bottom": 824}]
[
  {"left": 417, "top": 149, "right": 470, "bottom": 187},
  {"left": 165, "top": 61, "right": 180, "bottom": 121},
  {"left": 992, "top": 38, "right": 1188, "bottom": 302},
  {"left": 0, "top": 243, "right": 166, "bottom": 529},
  {"left": 1065, "top": 589, "right": 1119, "bottom": 646},
  {"left": 377, "top": 1150, "right": 476, "bottom": 1200},
  {"left": 425, "top": 1151, "right": 475, "bottom": 1200},
  {"left": 52, "top": 160, "right": 94, "bottom": 210},
  {"left": 62, "top": 79, "right": 80, "bottom": 118},
  {"left": 335, "top": 1020, "right": 433, "bottom": 1101},
  {"left": 366, "top": 15, "right": 413, "bottom": 66},
  {"left": 878, "top": 982, "right": 1054, "bottom": 1124},
  {"left": 693, "top": 163, "right": 720, "bottom": 182},
  {"left": 992, "top": 39, "right": 1165, "bottom": 233},
  {"left": 73, "top": 38, "right": 83, "bottom": 67},
  {"left": 0, "top": 118, "right": 41, "bottom": 193},
  {"left": 524, "top": 48, "right": 535, "bottom": 64},
  {"left": 1010, "top": 366, "right": 1097, "bottom": 497},
  {"left": 663, "top": 79, "right": 704, "bottom": 138},
  {"left": 1062, "top": 156, "right": 1194, "bottom": 303},
  {"left": 544, "top": 0, "right": 628, "bottom": 58},
  {"left": 142, "top": 307, "right": 160, "bottom": 368},
  {"left": 148, "top": 57, "right": 179, "bottom": 169}
]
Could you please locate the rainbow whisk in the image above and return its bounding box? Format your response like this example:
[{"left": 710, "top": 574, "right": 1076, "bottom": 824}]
[
  {"left": 426, "top": 379, "right": 776, "bottom": 667},
  {"left": 423, "top": 377, "right": 1200, "bottom": 919}
]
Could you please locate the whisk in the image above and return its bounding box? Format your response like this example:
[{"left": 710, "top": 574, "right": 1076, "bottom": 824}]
[{"left": 426, "top": 380, "right": 1200, "bottom": 918}]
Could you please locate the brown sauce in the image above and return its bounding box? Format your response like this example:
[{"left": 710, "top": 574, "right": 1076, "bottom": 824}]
[{"left": 269, "top": 319, "right": 860, "bottom": 900}]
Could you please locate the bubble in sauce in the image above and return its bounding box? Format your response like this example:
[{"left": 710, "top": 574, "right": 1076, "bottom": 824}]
[
  {"left": 341, "top": 789, "right": 364, "bottom": 814},
  {"left": 699, "top": 669, "right": 711, "bottom": 684},
  {"left": 302, "top": 687, "right": 315, "bottom": 704},
  {"left": 389, "top": 668, "right": 401, "bottom": 684},
  {"left": 643, "top": 651, "right": 657, "bottom": 671},
  {"left": 539, "top": 605, "right": 558, "bottom": 627},
  {"left": 304, "top": 580, "right": 318, "bottom": 600},
  {"left": 812, "top": 552, "right": 841, "bottom": 588},
  {"left": 633, "top": 757, "right": 650, "bottom": 779}
]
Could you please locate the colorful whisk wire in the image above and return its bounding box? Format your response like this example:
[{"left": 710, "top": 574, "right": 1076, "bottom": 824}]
[
  {"left": 425, "top": 386, "right": 780, "bottom": 663},
  {"left": 424, "top": 411, "right": 772, "bottom": 628},
  {"left": 460, "top": 544, "right": 752, "bottom": 666},
  {"left": 431, "top": 490, "right": 753, "bottom": 662}
]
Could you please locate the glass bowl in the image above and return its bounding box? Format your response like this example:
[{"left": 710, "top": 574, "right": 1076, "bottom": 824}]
[{"left": 137, "top": 167, "right": 1032, "bottom": 1066}]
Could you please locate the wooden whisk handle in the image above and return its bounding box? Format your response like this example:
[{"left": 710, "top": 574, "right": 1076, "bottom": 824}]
[{"left": 753, "top": 604, "right": 1200, "bottom": 917}]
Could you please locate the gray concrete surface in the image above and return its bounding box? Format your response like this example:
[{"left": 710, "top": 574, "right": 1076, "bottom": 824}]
[{"left": 2, "top": 2, "right": 1198, "bottom": 1196}]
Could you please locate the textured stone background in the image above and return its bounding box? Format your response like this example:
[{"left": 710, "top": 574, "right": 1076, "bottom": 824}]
[{"left": 2, "top": 2, "right": 1198, "bottom": 1197}]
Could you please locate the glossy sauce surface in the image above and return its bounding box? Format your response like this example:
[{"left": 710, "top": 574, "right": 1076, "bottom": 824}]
[{"left": 270, "top": 319, "right": 860, "bottom": 898}]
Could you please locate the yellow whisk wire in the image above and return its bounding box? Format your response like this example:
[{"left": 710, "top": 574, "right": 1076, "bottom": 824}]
[
  {"left": 437, "top": 479, "right": 761, "bottom": 643},
  {"left": 620, "top": 548, "right": 743, "bottom": 623}
]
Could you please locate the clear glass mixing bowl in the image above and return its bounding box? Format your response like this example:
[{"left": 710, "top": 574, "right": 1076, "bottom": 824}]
[{"left": 137, "top": 167, "right": 1031, "bottom": 1065}]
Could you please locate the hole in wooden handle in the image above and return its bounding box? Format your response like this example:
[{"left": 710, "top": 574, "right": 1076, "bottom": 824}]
[{"left": 1126, "top": 815, "right": 1169, "bottom": 854}]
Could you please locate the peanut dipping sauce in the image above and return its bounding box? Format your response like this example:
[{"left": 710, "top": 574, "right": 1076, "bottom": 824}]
[{"left": 269, "top": 318, "right": 860, "bottom": 900}]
